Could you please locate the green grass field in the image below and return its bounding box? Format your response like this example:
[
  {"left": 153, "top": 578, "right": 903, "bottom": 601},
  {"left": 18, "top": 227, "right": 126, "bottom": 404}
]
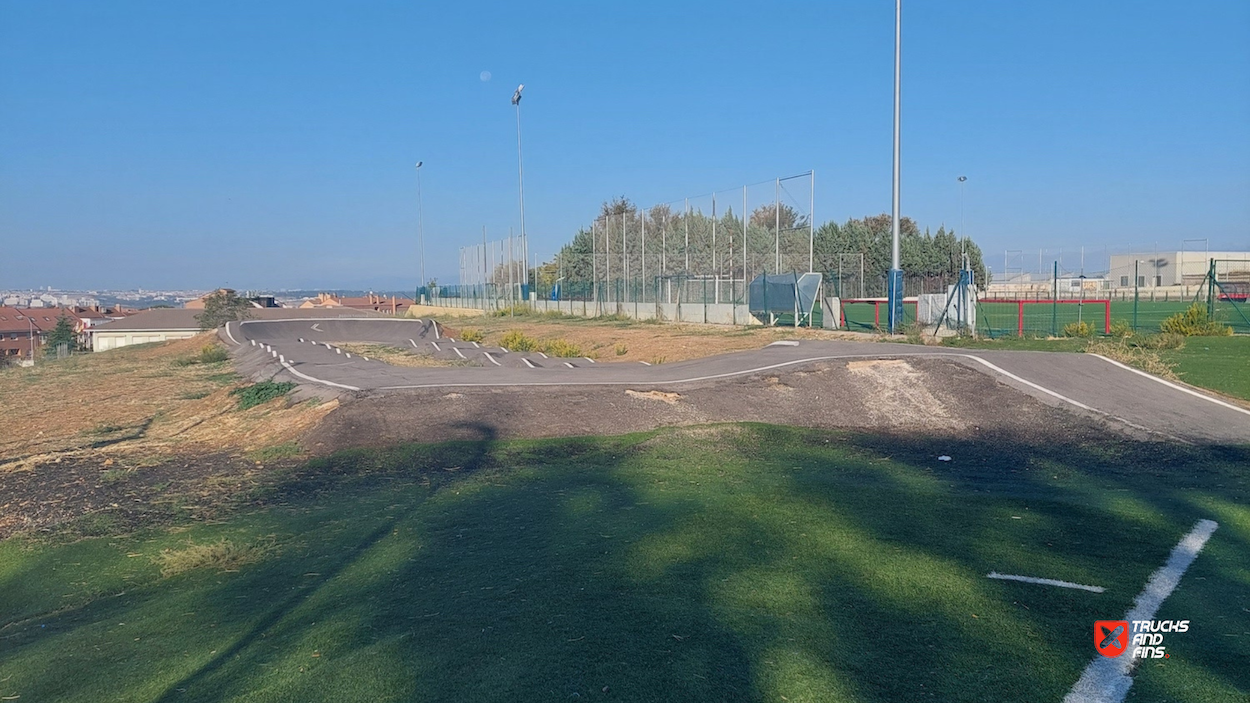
[
  {"left": 835, "top": 298, "right": 1250, "bottom": 336},
  {"left": 2, "top": 426, "right": 1246, "bottom": 702},
  {"left": 936, "top": 334, "right": 1250, "bottom": 402}
]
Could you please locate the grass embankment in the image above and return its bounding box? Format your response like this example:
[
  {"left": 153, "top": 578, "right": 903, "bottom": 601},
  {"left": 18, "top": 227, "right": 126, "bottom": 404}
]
[
  {"left": 0, "top": 335, "right": 333, "bottom": 467},
  {"left": 1, "top": 425, "right": 1245, "bottom": 702},
  {"left": 937, "top": 334, "right": 1250, "bottom": 402}
]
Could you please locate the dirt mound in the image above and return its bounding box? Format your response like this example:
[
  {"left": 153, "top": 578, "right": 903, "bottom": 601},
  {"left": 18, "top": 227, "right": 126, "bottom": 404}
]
[{"left": 305, "top": 357, "right": 1092, "bottom": 452}]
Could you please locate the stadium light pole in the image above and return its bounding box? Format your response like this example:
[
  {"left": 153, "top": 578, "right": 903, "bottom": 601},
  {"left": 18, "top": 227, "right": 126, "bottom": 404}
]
[
  {"left": 415, "top": 161, "right": 426, "bottom": 303},
  {"left": 887, "top": 0, "right": 904, "bottom": 333},
  {"left": 512, "top": 84, "right": 528, "bottom": 301}
]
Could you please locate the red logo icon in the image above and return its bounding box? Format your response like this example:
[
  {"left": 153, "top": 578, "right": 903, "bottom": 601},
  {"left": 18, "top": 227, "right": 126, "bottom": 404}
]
[{"left": 1095, "top": 620, "right": 1129, "bottom": 657}]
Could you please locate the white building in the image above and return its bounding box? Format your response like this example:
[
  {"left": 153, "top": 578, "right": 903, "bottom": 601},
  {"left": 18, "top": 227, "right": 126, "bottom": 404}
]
[{"left": 1107, "top": 252, "right": 1250, "bottom": 288}]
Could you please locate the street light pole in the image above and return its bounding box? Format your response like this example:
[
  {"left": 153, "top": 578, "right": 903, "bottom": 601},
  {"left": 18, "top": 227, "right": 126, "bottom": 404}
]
[
  {"left": 887, "top": 0, "right": 904, "bottom": 333},
  {"left": 511, "top": 84, "right": 528, "bottom": 302},
  {"left": 416, "top": 161, "right": 425, "bottom": 303}
]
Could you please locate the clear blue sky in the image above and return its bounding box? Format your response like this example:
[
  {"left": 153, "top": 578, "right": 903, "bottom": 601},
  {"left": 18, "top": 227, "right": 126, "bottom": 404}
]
[{"left": 2, "top": 0, "right": 1247, "bottom": 290}]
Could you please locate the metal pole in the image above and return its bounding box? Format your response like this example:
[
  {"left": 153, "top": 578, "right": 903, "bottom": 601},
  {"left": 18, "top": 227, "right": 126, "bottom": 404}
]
[
  {"left": 416, "top": 162, "right": 425, "bottom": 303},
  {"left": 641, "top": 210, "right": 646, "bottom": 305},
  {"left": 512, "top": 86, "right": 528, "bottom": 302},
  {"left": 809, "top": 170, "right": 815, "bottom": 273},
  {"left": 592, "top": 219, "right": 598, "bottom": 307},
  {"left": 775, "top": 178, "right": 781, "bottom": 271},
  {"left": 1133, "top": 259, "right": 1139, "bottom": 331},
  {"left": 622, "top": 211, "right": 627, "bottom": 305},
  {"left": 887, "top": 0, "right": 904, "bottom": 333},
  {"left": 715, "top": 191, "right": 725, "bottom": 303},
  {"left": 743, "top": 185, "right": 748, "bottom": 302},
  {"left": 1052, "top": 261, "right": 1058, "bottom": 336},
  {"left": 684, "top": 198, "right": 690, "bottom": 273}
]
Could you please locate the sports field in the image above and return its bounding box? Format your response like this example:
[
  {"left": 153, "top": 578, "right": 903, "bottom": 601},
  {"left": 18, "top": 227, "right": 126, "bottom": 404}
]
[
  {"left": 837, "top": 299, "right": 1250, "bottom": 336},
  {"left": 2, "top": 426, "right": 1246, "bottom": 702}
]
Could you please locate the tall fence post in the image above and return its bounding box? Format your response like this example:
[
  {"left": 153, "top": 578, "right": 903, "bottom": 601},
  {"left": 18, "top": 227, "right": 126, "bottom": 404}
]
[{"left": 1051, "top": 261, "right": 1058, "bottom": 337}]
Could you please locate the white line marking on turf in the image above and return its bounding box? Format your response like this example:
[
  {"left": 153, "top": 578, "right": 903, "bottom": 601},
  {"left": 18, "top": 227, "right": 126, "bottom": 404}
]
[
  {"left": 1090, "top": 354, "right": 1250, "bottom": 418},
  {"left": 484, "top": 352, "right": 501, "bottom": 366},
  {"left": 279, "top": 360, "right": 361, "bottom": 391},
  {"left": 986, "top": 572, "right": 1105, "bottom": 593},
  {"left": 522, "top": 358, "right": 536, "bottom": 368},
  {"left": 454, "top": 347, "right": 466, "bottom": 359},
  {"left": 1063, "top": 519, "right": 1219, "bottom": 703}
]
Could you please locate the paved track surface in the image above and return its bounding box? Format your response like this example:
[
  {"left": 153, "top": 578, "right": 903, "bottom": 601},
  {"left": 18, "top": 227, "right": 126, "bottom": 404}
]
[{"left": 223, "top": 317, "right": 1250, "bottom": 444}]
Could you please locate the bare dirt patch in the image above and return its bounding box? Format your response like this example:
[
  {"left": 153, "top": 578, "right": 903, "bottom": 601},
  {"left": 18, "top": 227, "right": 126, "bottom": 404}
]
[{"left": 625, "top": 389, "right": 682, "bottom": 404}]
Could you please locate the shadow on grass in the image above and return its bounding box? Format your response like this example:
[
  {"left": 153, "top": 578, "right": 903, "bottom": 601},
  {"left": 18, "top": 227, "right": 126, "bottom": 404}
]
[{"left": 1, "top": 425, "right": 1247, "bottom": 702}]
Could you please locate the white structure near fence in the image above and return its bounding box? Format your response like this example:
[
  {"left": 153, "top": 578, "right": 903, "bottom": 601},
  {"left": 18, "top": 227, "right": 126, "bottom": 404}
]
[{"left": 1107, "top": 251, "right": 1250, "bottom": 289}]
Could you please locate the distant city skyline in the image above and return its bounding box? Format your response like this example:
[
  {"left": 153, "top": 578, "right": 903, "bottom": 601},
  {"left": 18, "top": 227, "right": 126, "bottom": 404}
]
[{"left": 1, "top": 1, "right": 1247, "bottom": 290}]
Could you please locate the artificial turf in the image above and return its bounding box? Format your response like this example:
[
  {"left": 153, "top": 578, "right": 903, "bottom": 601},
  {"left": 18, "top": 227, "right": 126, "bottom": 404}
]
[{"left": 1, "top": 425, "right": 1246, "bottom": 702}]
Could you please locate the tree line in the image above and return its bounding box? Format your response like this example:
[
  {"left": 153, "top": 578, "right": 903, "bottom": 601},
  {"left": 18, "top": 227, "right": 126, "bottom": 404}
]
[{"left": 540, "top": 197, "right": 988, "bottom": 296}]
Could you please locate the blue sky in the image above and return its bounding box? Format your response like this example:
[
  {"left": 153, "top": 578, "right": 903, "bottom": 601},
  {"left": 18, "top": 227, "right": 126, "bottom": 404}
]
[{"left": 1, "top": 0, "right": 1247, "bottom": 290}]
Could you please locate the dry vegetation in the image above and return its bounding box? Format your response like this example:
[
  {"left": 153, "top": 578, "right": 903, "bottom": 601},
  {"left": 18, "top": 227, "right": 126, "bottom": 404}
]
[
  {"left": 331, "top": 342, "right": 469, "bottom": 368},
  {"left": 440, "top": 315, "right": 869, "bottom": 364},
  {"left": 0, "top": 334, "right": 335, "bottom": 471}
]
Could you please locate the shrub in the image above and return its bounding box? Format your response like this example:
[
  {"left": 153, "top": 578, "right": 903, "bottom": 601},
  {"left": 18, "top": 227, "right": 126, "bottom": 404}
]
[
  {"left": 1159, "top": 303, "right": 1232, "bottom": 337},
  {"left": 499, "top": 330, "right": 539, "bottom": 352},
  {"left": 459, "top": 328, "right": 485, "bottom": 343},
  {"left": 615, "top": 343, "right": 628, "bottom": 356},
  {"left": 1135, "top": 333, "right": 1185, "bottom": 350},
  {"left": 173, "top": 344, "right": 230, "bottom": 367},
  {"left": 1062, "top": 320, "right": 1094, "bottom": 338},
  {"left": 542, "top": 338, "right": 584, "bottom": 358},
  {"left": 230, "top": 381, "right": 296, "bottom": 410},
  {"left": 1108, "top": 320, "right": 1133, "bottom": 339}
]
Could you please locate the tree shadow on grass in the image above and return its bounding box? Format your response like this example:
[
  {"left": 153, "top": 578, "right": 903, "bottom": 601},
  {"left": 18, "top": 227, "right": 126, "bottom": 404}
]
[{"left": 2, "top": 425, "right": 1246, "bottom": 702}]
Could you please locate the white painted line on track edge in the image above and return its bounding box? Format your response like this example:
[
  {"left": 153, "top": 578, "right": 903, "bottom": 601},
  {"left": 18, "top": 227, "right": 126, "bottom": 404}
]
[
  {"left": 1090, "top": 354, "right": 1250, "bottom": 418},
  {"left": 522, "top": 358, "right": 536, "bottom": 368},
  {"left": 986, "top": 572, "right": 1104, "bottom": 593},
  {"left": 279, "top": 360, "right": 361, "bottom": 391},
  {"left": 483, "top": 353, "right": 501, "bottom": 366},
  {"left": 454, "top": 348, "right": 466, "bottom": 359},
  {"left": 224, "top": 322, "right": 240, "bottom": 345},
  {"left": 1063, "top": 519, "right": 1219, "bottom": 703}
]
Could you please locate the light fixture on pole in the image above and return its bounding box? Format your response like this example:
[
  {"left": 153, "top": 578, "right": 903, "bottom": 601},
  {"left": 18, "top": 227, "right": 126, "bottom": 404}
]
[
  {"left": 887, "top": 0, "right": 904, "bottom": 333},
  {"left": 511, "top": 84, "right": 528, "bottom": 300},
  {"left": 416, "top": 161, "right": 425, "bottom": 303}
]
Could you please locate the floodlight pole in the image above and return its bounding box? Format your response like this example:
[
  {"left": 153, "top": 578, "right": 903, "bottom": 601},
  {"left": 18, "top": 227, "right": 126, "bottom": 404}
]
[
  {"left": 512, "top": 84, "right": 528, "bottom": 302},
  {"left": 887, "top": 0, "right": 904, "bottom": 333},
  {"left": 775, "top": 178, "right": 781, "bottom": 271},
  {"left": 414, "top": 162, "right": 427, "bottom": 304}
]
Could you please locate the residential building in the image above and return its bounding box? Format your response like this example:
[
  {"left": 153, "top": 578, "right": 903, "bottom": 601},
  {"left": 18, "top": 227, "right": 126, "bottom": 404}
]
[
  {"left": 299, "top": 293, "right": 413, "bottom": 314},
  {"left": 90, "top": 307, "right": 380, "bottom": 352}
]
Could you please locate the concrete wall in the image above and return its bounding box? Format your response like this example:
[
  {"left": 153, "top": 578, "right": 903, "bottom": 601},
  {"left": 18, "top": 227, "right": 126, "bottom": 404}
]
[
  {"left": 93, "top": 330, "right": 199, "bottom": 352},
  {"left": 510, "top": 298, "right": 763, "bottom": 327}
]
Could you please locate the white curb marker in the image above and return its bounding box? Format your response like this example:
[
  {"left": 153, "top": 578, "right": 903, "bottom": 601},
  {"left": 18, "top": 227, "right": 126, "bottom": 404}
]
[
  {"left": 430, "top": 341, "right": 441, "bottom": 352},
  {"left": 584, "top": 357, "right": 596, "bottom": 363},
  {"left": 454, "top": 347, "right": 466, "bottom": 359},
  {"left": 986, "top": 572, "right": 1104, "bottom": 593},
  {"left": 639, "top": 361, "right": 652, "bottom": 366},
  {"left": 522, "top": 358, "right": 536, "bottom": 368},
  {"left": 564, "top": 362, "right": 575, "bottom": 368},
  {"left": 483, "top": 352, "right": 501, "bottom": 366},
  {"left": 1063, "top": 519, "right": 1219, "bottom": 703}
]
